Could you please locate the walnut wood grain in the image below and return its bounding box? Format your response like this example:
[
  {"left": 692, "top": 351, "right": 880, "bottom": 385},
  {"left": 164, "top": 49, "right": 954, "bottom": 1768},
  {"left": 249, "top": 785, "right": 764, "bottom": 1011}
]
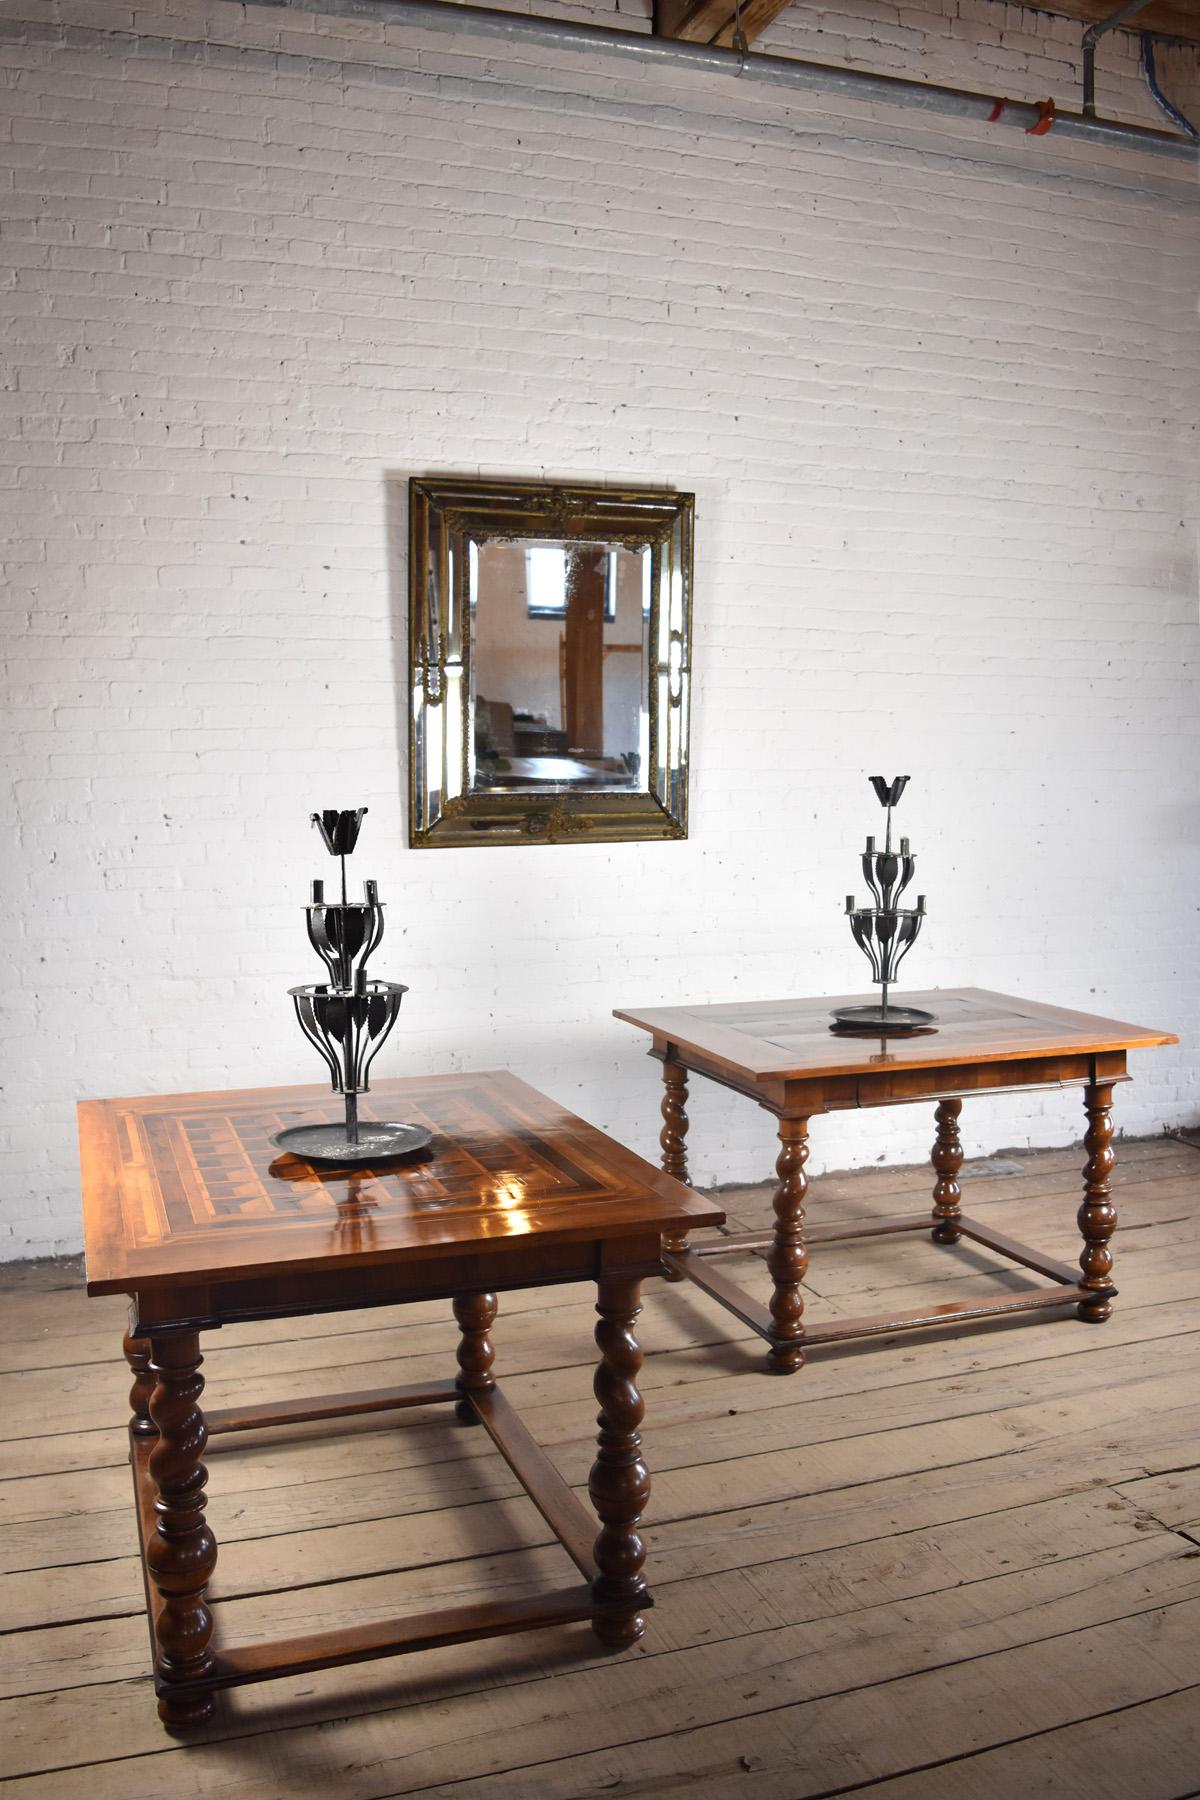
[
  {"left": 661, "top": 1247, "right": 773, "bottom": 1337},
  {"left": 659, "top": 1059, "right": 691, "bottom": 1273},
  {"left": 700, "top": 1215, "right": 931, "bottom": 1256},
  {"left": 1079, "top": 1082, "right": 1118, "bottom": 1324},
  {"left": 468, "top": 1387, "right": 599, "bottom": 1578},
  {"left": 955, "top": 1218, "right": 1088, "bottom": 1290},
  {"left": 614, "top": 988, "right": 1176, "bottom": 1088},
  {"left": 204, "top": 1379, "right": 459, "bottom": 1436},
  {"left": 146, "top": 1331, "right": 217, "bottom": 1731},
  {"left": 589, "top": 1274, "right": 649, "bottom": 1647},
  {"left": 619, "top": 986, "right": 1174, "bottom": 1371},
  {"left": 931, "top": 1097, "right": 964, "bottom": 1245},
  {"left": 799, "top": 1283, "right": 1090, "bottom": 1344},
  {"left": 454, "top": 1291, "right": 498, "bottom": 1425},
  {"left": 80, "top": 1070, "right": 723, "bottom": 1299},
  {"left": 81, "top": 1073, "right": 724, "bottom": 1734},
  {"left": 767, "top": 1117, "right": 810, "bottom": 1374},
  {"left": 123, "top": 1327, "right": 157, "bottom": 1438},
  {"left": 212, "top": 1587, "right": 599, "bottom": 1685}
]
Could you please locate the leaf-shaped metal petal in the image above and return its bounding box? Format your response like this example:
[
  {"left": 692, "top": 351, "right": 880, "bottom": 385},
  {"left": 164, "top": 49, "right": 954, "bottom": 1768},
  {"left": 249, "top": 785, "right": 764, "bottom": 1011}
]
[
  {"left": 892, "top": 908, "right": 924, "bottom": 976},
  {"left": 868, "top": 776, "right": 910, "bottom": 808},
  {"left": 849, "top": 911, "right": 881, "bottom": 979},
  {"left": 311, "top": 808, "right": 368, "bottom": 856},
  {"left": 291, "top": 989, "right": 342, "bottom": 1091},
  {"left": 359, "top": 982, "right": 407, "bottom": 1091},
  {"left": 306, "top": 907, "right": 341, "bottom": 984}
]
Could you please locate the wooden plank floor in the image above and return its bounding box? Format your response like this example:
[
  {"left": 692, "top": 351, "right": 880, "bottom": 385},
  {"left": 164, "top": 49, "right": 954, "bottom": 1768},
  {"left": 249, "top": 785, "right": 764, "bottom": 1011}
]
[{"left": 2, "top": 1135, "right": 1199, "bottom": 1797}]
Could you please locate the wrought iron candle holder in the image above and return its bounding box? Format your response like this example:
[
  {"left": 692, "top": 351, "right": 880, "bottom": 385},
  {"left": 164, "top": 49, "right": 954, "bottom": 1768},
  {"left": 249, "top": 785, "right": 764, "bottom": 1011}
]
[
  {"left": 270, "top": 808, "right": 434, "bottom": 1166},
  {"left": 832, "top": 775, "right": 936, "bottom": 1035}
]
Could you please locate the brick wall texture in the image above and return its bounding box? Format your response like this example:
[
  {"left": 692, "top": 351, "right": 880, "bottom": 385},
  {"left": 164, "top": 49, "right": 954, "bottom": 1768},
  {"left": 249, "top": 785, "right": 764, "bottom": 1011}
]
[{"left": 2, "top": 0, "right": 1198, "bottom": 1257}]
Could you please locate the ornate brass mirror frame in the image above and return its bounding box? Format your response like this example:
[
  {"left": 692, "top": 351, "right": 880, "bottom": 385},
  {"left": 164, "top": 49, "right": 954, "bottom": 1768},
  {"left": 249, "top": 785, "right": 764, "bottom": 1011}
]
[{"left": 408, "top": 477, "right": 694, "bottom": 847}]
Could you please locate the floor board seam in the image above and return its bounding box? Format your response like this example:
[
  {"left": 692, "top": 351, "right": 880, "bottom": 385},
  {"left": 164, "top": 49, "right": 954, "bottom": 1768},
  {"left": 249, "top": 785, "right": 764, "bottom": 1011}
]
[
  {"left": 805, "top": 1680, "right": 1200, "bottom": 1798},
  {"left": 9, "top": 1568, "right": 1199, "bottom": 1781}
]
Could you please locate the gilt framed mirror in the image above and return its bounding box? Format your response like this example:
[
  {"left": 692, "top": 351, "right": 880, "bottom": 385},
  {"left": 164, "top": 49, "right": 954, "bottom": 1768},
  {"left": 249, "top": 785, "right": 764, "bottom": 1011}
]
[{"left": 408, "top": 477, "right": 694, "bottom": 847}]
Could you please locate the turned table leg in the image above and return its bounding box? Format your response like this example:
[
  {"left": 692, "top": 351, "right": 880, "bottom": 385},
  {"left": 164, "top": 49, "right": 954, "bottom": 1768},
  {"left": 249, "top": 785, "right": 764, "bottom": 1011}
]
[
  {"left": 453, "top": 1292, "right": 498, "bottom": 1424},
  {"left": 588, "top": 1273, "right": 649, "bottom": 1648},
  {"left": 1079, "top": 1082, "right": 1117, "bottom": 1324},
  {"left": 930, "top": 1097, "right": 964, "bottom": 1244},
  {"left": 123, "top": 1324, "right": 157, "bottom": 1438},
  {"left": 767, "top": 1115, "right": 810, "bottom": 1374},
  {"left": 659, "top": 1060, "right": 691, "bottom": 1276},
  {"left": 146, "top": 1330, "right": 218, "bottom": 1732}
]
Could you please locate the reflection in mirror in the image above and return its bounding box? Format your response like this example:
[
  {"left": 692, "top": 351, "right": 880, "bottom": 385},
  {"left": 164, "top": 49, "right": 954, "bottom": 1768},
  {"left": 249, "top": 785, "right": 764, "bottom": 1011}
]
[
  {"left": 409, "top": 480, "right": 693, "bottom": 848},
  {"left": 471, "top": 540, "right": 650, "bottom": 794}
]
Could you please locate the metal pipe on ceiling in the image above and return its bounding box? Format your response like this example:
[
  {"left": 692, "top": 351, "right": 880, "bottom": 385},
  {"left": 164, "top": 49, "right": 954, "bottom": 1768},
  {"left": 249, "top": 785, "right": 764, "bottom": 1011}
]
[
  {"left": 1082, "top": 0, "right": 1151, "bottom": 117},
  {"left": 253, "top": 0, "right": 1198, "bottom": 161}
]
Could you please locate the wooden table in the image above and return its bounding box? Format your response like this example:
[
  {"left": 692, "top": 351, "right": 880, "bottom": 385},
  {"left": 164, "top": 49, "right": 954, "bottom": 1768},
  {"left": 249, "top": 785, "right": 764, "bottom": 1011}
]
[
  {"left": 78, "top": 1071, "right": 723, "bottom": 1733},
  {"left": 614, "top": 988, "right": 1176, "bottom": 1374}
]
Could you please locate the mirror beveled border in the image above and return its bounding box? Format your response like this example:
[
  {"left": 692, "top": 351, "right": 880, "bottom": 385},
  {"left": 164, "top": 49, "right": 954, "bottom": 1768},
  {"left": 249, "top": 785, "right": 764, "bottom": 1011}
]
[{"left": 408, "top": 476, "right": 694, "bottom": 848}]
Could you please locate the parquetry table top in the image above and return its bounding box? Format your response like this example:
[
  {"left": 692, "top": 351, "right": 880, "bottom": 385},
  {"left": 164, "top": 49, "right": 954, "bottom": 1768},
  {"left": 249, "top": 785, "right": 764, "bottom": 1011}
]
[
  {"left": 79, "top": 1070, "right": 722, "bottom": 1295},
  {"left": 613, "top": 987, "right": 1176, "bottom": 1086}
]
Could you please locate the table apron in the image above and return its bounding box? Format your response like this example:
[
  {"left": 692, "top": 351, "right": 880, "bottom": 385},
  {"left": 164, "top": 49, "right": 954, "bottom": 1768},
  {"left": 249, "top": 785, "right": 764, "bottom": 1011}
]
[
  {"left": 129, "top": 1231, "right": 663, "bottom": 1334},
  {"left": 658, "top": 1046, "right": 1129, "bottom": 1116}
]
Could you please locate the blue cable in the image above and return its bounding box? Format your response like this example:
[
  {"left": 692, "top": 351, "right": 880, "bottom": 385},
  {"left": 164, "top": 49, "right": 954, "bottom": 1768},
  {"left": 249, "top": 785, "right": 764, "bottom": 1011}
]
[{"left": 1141, "top": 32, "right": 1199, "bottom": 141}]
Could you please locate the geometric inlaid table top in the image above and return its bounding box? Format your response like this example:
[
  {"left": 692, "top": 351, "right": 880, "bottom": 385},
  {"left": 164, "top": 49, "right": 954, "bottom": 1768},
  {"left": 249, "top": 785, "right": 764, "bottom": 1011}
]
[
  {"left": 79, "top": 1069, "right": 723, "bottom": 1296},
  {"left": 614, "top": 987, "right": 1177, "bottom": 1086}
]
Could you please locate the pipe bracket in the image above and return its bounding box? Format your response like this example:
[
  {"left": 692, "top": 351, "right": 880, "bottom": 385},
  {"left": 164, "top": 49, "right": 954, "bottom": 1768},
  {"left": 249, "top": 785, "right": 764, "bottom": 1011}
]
[{"left": 1026, "top": 97, "right": 1056, "bottom": 135}]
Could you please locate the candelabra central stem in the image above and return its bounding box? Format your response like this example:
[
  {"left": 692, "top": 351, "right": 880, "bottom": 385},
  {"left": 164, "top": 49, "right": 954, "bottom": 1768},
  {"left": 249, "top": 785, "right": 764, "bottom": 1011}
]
[
  {"left": 833, "top": 774, "right": 935, "bottom": 1036},
  {"left": 271, "top": 806, "right": 435, "bottom": 1167}
]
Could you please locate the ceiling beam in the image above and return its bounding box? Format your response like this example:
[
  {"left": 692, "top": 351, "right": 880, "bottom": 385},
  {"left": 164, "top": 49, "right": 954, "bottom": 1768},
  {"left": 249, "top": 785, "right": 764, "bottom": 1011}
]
[
  {"left": 1040, "top": 0, "right": 1200, "bottom": 40},
  {"left": 653, "top": 0, "right": 796, "bottom": 48},
  {"left": 654, "top": 0, "right": 1200, "bottom": 50}
]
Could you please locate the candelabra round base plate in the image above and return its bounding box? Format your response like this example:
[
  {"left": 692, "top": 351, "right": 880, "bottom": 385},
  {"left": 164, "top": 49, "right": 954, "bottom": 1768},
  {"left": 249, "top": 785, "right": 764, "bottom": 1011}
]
[
  {"left": 270, "top": 1122, "right": 434, "bottom": 1165},
  {"left": 829, "top": 1004, "right": 937, "bottom": 1034}
]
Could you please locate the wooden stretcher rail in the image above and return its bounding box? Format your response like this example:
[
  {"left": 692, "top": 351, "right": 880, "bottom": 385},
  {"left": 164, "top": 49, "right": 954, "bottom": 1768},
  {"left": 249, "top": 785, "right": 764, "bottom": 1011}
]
[
  {"left": 469, "top": 1387, "right": 600, "bottom": 1578},
  {"left": 204, "top": 1378, "right": 459, "bottom": 1435},
  {"left": 133, "top": 1376, "right": 619, "bottom": 1715},
  {"left": 665, "top": 1217, "right": 1115, "bottom": 1354},
  {"left": 801, "top": 1283, "right": 1094, "bottom": 1345},
  {"left": 184, "top": 1587, "right": 600, "bottom": 1692},
  {"left": 663, "top": 1248, "right": 774, "bottom": 1339},
  {"left": 696, "top": 1215, "right": 932, "bottom": 1258},
  {"left": 956, "top": 1217, "right": 1089, "bottom": 1289}
]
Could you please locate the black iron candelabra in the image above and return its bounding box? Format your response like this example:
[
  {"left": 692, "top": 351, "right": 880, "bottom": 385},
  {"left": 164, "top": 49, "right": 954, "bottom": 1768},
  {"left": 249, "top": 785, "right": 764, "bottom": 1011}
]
[
  {"left": 832, "top": 775, "right": 936, "bottom": 1034},
  {"left": 270, "top": 808, "right": 433, "bottom": 1165}
]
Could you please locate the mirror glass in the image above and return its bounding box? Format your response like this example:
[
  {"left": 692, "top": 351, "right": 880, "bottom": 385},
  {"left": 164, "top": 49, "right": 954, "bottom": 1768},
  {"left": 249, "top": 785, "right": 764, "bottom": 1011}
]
[
  {"left": 471, "top": 540, "right": 650, "bottom": 795},
  {"left": 409, "top": 479, "right": 693, "bottom": 847}
]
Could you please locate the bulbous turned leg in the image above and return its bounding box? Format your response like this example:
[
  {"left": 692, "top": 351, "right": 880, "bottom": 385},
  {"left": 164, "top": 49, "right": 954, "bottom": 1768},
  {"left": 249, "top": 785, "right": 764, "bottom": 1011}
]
[
  {"left": 1079, "top": 1082, "right": 1117, "bottom": 1324},
  {"left": 146, "top": 1331, "right": 217, "bottom": 1732},
  {"left": 123, "top": 1324, "right": 158, "bottom": 1437},
  {"left": 930, "top": 1097, "right": 964, "bottom": 1245},
  {"left": 659, "top": 1060, "right": 691, "bottom": 1278},
  {"left": 588, "top": 1274, "right": 649, "bottom": 1649},
  {"left": 767, "top": 1116, "right": 810, "bottom": 1374},
  {"left": 453, "top": 1291, "right": 497, "bottom": 1424}
]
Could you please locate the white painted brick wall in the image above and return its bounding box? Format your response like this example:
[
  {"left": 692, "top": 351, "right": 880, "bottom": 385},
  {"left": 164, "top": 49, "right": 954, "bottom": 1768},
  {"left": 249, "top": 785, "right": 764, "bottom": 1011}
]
[{"left": 2, "top": 0, "right": 1198, "bottom": 1259}]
